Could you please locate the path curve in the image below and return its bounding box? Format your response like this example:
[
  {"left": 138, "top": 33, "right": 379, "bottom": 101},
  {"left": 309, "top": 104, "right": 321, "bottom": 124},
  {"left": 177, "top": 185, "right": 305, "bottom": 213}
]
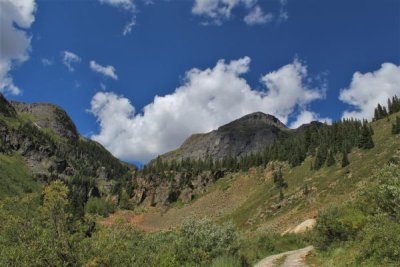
[{"left": 254, "top": 246, "right": 314, "bottom": 267}]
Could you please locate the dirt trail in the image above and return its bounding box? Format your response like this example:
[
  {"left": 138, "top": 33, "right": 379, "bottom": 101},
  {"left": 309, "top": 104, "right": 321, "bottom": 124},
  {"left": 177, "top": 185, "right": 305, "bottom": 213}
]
[{"left": 254, "top": 246, "right": 314, "bottom": 267}]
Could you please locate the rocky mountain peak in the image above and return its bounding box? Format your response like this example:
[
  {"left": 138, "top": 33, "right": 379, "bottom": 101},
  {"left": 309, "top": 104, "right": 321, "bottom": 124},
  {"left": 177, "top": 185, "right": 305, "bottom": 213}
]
[
  {"left": 11, "top": 101, "right": 79, "bottom": 141},
  {"left": 159, "top": 112, "right": 289, "bottom": 162},
  {"left": 218, "top": 112, "right": 286, "bottom": 131}
]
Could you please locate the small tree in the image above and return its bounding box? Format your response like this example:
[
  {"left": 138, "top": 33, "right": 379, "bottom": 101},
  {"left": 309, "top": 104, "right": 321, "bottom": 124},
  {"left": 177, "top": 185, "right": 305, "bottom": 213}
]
[
  {"left": 341, "top": 151, "right": 350, "bottom": 167},
  {"left": 314, "top": 144, "right": 328, "bottom": 170},
  {"left": 326, "top": 150, "right": 336, "bottom": 167},
  {"left": 273, "top": 168, "right": 288, "bottom": 189},
  {"left": 392, "top": 116, "right": 400, "bottom": 135},
  {"left": 358, "top": 122, "right": 374, "bottom": 149}
]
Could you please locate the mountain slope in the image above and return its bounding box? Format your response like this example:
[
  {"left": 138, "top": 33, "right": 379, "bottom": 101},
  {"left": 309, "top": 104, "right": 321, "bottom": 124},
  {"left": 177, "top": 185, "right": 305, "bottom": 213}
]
[
  {"left": 109, "top": 112, "right": 400, "bottom": 236},
  {"left": 160, "top": 112, "right": 289, "bottom": 162},
  {"left": 0, "top": 94, "right": 134, "bottom": 198}
]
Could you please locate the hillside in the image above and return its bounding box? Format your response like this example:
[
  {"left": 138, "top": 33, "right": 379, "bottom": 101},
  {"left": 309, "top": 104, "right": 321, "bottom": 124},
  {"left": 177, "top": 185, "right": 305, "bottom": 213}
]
[
  {"left": 107, "top": 111, "right": 400, "bottom": 234},
  {"left": 0, "top": 93, "right": 135, "bottom": 198}
]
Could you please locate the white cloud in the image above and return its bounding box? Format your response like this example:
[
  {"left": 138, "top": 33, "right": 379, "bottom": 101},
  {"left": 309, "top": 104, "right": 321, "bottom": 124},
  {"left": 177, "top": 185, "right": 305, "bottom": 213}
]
[
  {"left": 90, "top": 57, "right": 326, "bottom": 162},
  {"left": 339, "top": 63, "right": 400, "bottom": 120},
  {"left": 192, "top": 0, "right": 258, "bottom": 25},
  {"left": 90, "top": 60, "right": 118, "bottom": 80},
  {"left": 99, "top": 0, "right": 135, "bottom": 10},
  {"left": 244, "top": 5, "right": 273, "bottom": 25},
  {"left": 192, "top": 0, "right": 288, "bottom": 25},
  {"left": 278, "top": 0, "right": 288, "bottom": 22},
  {"left": 98, "top": 0, "right": 137, "bottom": 35},
  {"left": 62, "top": 51, "right": 81, "bottom": 72},
  {"left": 290, "top": 110, "right": 332, "bottom": 129},
  {"left": 0, "top": 0, "right": 36, "bottom": 95},
  {"left": 41, "top": 58, "right": 53, "bottom": 66},
  {"left": 122, "top": 17, "right": 136, "bottom": 36}
]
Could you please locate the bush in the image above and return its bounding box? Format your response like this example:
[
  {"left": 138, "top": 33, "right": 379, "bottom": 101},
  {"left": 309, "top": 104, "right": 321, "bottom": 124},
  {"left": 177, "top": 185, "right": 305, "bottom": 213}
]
[
  {"left": 360, "top": 164, "right": 400, "bottom": 220},
  {"left": 357, "top": 215, "right": 400, "bottom": 264},
  {"left": 84, "top": 197, "right": 115, "bottom": 217},
  {"left": 175, "top": 218, "right": 240, "bottom": 266},
  {"left": 314, "top": 206, "right": 366, "bottom": 250}
]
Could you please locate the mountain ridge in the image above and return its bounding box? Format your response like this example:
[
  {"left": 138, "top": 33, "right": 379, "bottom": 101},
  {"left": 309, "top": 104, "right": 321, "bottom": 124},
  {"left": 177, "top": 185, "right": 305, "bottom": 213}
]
[
  {"left": 157, "top": 112, "right": 320, "bottom": 163},
  {"left": 0, "top": 94, "right": 134, "bottom": 197}
]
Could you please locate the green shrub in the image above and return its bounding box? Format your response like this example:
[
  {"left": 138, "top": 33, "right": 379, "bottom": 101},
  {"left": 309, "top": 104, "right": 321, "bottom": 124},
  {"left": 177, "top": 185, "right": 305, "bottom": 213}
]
[
  {"left": 84, "top": 197, "right": 115, "bottom": 217},
  {"left": 175, "top": 218, "right": 240, "bottom": 266},
  {"left": 360, "top": 164, "right": 400, "bottom": 220},
  {"left": 357, "top": 215, "right": 400, "bottom": 264},
  {"left": 314, "top": 206, "right": 367, "bottom": 250}
]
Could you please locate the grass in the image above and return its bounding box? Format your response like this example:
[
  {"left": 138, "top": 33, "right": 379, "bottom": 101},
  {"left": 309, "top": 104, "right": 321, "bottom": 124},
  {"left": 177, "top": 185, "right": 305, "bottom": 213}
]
[
  {"left": 0, "top": 154, "right": 41, "bottom": 199},
  {"left": 223, "top": 113, "right": 400, "bottom": 232}
]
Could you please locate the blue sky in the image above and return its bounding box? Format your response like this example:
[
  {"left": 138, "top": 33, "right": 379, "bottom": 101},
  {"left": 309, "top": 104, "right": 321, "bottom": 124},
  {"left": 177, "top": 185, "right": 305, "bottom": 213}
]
[{"left": 1, "top": 0, "right": 400, "bottom": 162}]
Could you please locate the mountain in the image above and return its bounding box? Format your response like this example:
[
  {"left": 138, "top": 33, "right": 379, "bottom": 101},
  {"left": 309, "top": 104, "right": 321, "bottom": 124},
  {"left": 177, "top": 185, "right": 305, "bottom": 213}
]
[
  {"left": 0, "top": 94, "right": 134, "bottom": 198},
  {"left": 159, "top": 112, "right": 289, "bottom": 162}
]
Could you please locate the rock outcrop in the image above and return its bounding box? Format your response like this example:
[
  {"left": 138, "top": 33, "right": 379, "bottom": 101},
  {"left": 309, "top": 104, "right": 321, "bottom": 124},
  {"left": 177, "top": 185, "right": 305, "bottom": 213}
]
[
  {"left": 160, "top": 112, "right": 288, "bottom": 162},
  {"left": 11, "top": 101, "right": 79, "bottom": 140}
]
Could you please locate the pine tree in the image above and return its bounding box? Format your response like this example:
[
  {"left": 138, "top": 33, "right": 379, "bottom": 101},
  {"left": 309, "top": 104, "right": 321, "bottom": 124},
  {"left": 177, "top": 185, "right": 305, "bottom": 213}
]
[
  {"left": 273, "top": 168, "right": 288, "bottom": 189},
  {"left": 326, "top": 150, "right": 336, "bottom": 167},
  {"left": 314, "top": 144, "right": 328, "bottom": 170},
  {"left": 392, "top": 116, "right": 400, "bottom": 135},
  {"left": 358, "top": 122, "right": 374, "bottom": 149},
  {"left": 341, "top": 150, "right": 350, "bottom": 167}
]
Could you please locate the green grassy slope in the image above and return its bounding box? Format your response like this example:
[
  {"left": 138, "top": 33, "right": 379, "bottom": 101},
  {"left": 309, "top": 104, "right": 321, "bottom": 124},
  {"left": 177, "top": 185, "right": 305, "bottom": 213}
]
[
  {"left": 0, "top": 154, "right": 41, "bottom": 199},
  {"left": 225, "top": 112, "right": 400, "bottom": 232}
]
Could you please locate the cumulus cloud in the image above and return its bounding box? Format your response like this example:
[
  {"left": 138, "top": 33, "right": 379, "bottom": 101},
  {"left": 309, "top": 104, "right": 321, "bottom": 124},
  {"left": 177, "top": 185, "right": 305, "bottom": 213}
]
[
  {"left": 98, "top": 0, "right": 137, "bottom": 35},
  {"left": 90, "top": 60, "right": 118, "bottom": 80},
  {"left": 290, "top": 110, "right": 332, "bottom": 129},
  {"left": 0, "top": 0, "right": 36, "bottom": 95},
  {"left": 62, "top": 51, "right": 81, "bottom": 72},
  {"left": 244, "top": 5, "right": 273, "bottom": 25},
  {"left": 339, "top": 63, "right": 400, "bottom": 120},
  {"left": 90, "top": 57, "right": 327, "bottom": 162}
]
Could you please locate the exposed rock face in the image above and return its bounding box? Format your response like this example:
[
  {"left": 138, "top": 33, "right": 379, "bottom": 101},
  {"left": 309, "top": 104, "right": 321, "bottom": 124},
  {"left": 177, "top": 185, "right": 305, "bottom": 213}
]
[
  {"left": 160, "top": 112, "right": 288, "bottom": 162},
  {"left": 11, "top": 101, "right": 79, "bottom": 140},
  {"left": 0, "top": 94, "right": 17, "bottom": 117},
  {"left": 132, "top": 170, "right": 225, "bottom": 207}
]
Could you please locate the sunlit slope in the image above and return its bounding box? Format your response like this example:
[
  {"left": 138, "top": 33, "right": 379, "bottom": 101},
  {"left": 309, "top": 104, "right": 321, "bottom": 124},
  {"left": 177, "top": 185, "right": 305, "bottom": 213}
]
[
  {"left": 0, "top": 154, "right": 41, "bottom": 199},
  {"left": 128, "top": 113, "right": 400, "bottom": 232}
]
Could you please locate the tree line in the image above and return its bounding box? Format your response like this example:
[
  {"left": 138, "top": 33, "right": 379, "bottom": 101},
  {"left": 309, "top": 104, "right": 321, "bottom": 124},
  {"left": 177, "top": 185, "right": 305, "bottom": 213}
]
[{"left": 141, "top": 118, "right": 375, "bottom": 176}]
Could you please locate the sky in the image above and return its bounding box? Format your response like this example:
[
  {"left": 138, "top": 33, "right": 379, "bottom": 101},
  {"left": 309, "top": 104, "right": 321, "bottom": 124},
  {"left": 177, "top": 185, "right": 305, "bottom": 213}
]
[{"left": 1, "top": 0, "right": 400, "bottom": 163}]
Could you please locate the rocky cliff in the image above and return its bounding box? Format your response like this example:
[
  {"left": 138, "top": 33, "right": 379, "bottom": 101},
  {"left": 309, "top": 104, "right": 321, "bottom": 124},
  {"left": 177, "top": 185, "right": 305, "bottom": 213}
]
[{"left": 159, "top": 112, "right": 288, "bottom": 162}]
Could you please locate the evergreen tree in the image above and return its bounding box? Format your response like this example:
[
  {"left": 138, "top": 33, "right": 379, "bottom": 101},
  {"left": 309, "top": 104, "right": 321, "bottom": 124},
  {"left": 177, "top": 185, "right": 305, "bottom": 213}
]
[
  {"left": 273, "top": 168, "right": 288, "bottom": 189},
  {"left": 358, "top": 122, "right": 374, "bottom": 149},
  {"left": 314, "top": 144, "right": 328, "bottom": 170},
  {"left": 392, "top": 116, "right": 400, "bottom": 135},
  {"left": 341, "top": 150, "right": 350, "bottom": 167},
  {"left": 326, "top": 150, "right": 336, "bottom": 167}
]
